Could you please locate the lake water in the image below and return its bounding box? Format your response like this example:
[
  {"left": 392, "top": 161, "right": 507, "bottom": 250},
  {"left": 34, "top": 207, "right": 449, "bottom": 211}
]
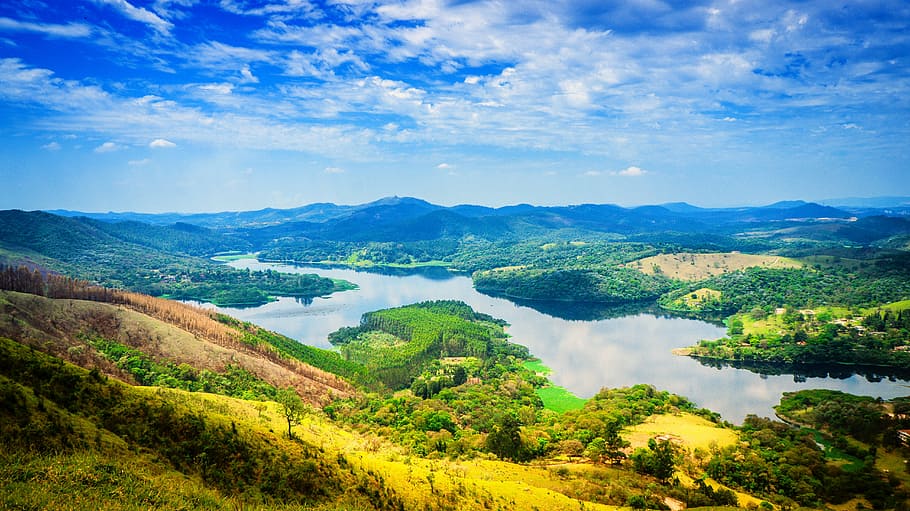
[{"left": 208, "top": 260, "right": 910, "bottom": 423}]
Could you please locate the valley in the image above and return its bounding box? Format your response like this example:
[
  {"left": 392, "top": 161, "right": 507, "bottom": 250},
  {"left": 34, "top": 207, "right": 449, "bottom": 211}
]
[{"left": 1, "top": 197, "right": 910, "bottom": 509}]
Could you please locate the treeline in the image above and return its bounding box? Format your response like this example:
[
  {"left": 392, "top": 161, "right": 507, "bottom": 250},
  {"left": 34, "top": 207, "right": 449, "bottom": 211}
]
[
  {"left": 690, "top": 323, "right": 910, "bottom": 368},
  {"left": 136, "top": 267, "right": 354, "bottom": 307},
  {"left": 0, "top": 264, "right": 238, "bottom": 346},
  {"left": 474, "top": 266, "right": 677, "bottom": 304},
  {"left": 260, "top": 239, "right": 458, "bottom": 266},
  {"left": 450, "top": 239, "right": 658, "bottom": 274},
  {"left": 663, "top": 261, "right": 910, "bottom": 315}
]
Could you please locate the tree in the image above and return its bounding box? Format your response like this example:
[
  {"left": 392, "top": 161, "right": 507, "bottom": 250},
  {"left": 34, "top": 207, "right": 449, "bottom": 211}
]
[
  {"left": 277, "top": 386, "right": 306, "bottom": 439},
  {"left": 631, "top": 437, "right": 678, "bottom": 483},
  {"left": 485, "top": 413, "right": 527, "bottom": 461},
  {"left": 603, "top": 420, "right": 630, "bottom": 465}
]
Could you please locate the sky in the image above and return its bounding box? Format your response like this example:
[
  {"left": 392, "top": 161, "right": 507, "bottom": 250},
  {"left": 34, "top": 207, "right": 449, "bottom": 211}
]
[{"left": 1, "top": 0, "right": 908, "bottom": 213}]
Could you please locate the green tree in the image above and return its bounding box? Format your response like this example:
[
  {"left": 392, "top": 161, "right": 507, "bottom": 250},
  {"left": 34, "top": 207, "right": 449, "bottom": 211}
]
[
  {"left": 603, "top": 420, "right": 630, "bottom": 465},
  {"left": 631, "top": 437, "right": 678, "bottom": 483},
  {"left": 485, "top": 413, "right": 527, "bottom": 461},
  {"left": 277, "top": 387, "right": 307, "bottom": 439}
]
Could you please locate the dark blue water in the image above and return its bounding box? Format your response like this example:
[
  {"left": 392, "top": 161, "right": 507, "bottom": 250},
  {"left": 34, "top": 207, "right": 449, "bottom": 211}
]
[{"left": 203, "top": 260, "right": 910, "bottom": 423}]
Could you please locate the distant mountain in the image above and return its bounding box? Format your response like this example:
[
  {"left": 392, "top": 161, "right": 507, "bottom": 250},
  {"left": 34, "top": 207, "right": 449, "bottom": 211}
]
[
  {"left": 657, "top": 202, "right": 705, "bottom": 213},
  {"left": 25, "top": 196, "right": 910, "bottom": 256},
  {"left": 819, "top": 196, "right": 910, "bottom": 209}
]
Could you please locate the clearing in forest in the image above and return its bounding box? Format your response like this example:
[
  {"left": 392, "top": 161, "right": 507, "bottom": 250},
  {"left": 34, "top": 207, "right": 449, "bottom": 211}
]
[{"left": 628, "top": 252, "right": 802, "bottom": 281}]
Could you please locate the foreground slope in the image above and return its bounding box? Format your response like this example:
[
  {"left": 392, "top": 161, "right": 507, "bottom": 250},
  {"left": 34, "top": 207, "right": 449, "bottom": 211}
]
[
  {"left": 0, "top": 334, "right": 637, "bottom": 510},
  {"left": 0, "top": 287, "right": 353, "bottom": 405}
]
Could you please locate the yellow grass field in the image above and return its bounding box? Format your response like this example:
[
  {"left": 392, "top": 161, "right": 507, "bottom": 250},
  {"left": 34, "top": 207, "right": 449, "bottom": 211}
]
[
  {"left": 625, "top": 413, "right": 738, "bottom": 451},
  {"left": 628, "top": 252, "right": 802, "bottom": 281}
]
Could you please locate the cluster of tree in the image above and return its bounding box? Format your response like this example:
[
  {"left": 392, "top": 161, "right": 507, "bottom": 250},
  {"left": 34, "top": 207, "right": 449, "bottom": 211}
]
[
  {"left": 662, "top": 260, "right": 910, "bottom": 316},
  {"left": 705, "top": 415, "right": 906, "bottom": 508},
  {"left": 260, "top": 239, "right": 458, "bottom": 266},
  {"left": 220, "top": 315, "right": 376, "bottom": 390},
  {"left": 474, "top": 266, "right": 677, "bottom": 304},
  {"left": 450, "top": 239, "right": 658, "bottom": 274},
  {"left": 776, "top": 390, "right": 910, "bottom": 447},
  {"left": 133, "top": 266, "right": 354, "bottom": 307},
  {"left": 327, "top": 301, "right": 524, "bottom": 389},
  {"left": 863, "top": 307, "right": 910, "bottom": 332},
  {"left": 689, "top": 318, "right": 910, "bottom": 368},
  {"left": 84, "top": 335, "right": 280, "bottom": 401}
]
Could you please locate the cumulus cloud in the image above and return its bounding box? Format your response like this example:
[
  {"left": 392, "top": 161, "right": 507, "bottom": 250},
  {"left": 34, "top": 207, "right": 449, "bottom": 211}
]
[
  {"left": 94, "top": 141, "right": 120, "bottom": 153},
  {"left": 41, "top": 141, "right": 61, "bottom": 150},
  {"left": 436, "top": 163, "right": 452, "bottom": 169},
  {"left": 149, "top": 138, "right": 176, "bottom": 148}
]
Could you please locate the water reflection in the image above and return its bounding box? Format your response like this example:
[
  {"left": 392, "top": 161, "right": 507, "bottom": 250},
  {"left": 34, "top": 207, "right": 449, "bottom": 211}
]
[
  {"left": 205, "top": 259, "right": 910, "bottom": 423},
  {"left": 694, "top": 358, "right": 910, "bottom": 383}
]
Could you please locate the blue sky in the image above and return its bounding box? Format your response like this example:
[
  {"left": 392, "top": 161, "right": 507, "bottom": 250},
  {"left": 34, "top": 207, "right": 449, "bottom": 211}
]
[{"left": 1, "top": 0, "right": 908, "bottom": 212}]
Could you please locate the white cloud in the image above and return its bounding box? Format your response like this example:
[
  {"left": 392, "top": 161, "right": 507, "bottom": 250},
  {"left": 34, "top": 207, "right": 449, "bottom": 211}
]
[
  {"left": 219, "top": 0, "right": 320, "bottom": 17},
  {"left": 92, "top": 0, "right": 174, "bottom": 35},
  {"left": 128, "top": 158, "right": 151, "bottom": 165},
  {"left": 41, "top": 141, "right": 61, "bottom": 150},
  {"left": 0, "top": 17, "right": 92, "bottom": 38},
  {"left": 436, "top": 163, "right": 452, "bottom": 169},
  {"left": 198, "top": 83, "right": 234, "bottom": 95},
  {"left": 615, "top": 166, "right": 647, "bottom": 177},
  {"left": 149, "top": 138, "right": 176, "bottom": 148},
  {"left": 324, "top": 166, "right": 345, "bottom": 174},
  {"left": 583, "top": 170, "right": 602, "bottom": 177},
  {"left": 239, "top": 64, "right": 259, "bottom": 83},
  {"left": 94, "top": 141, "right": 119, "bottom": 153}
]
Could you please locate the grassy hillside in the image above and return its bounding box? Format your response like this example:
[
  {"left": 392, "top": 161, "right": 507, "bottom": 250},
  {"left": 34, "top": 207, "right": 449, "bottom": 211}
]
[
  {"left": 0, "top": 334, "right": 641, "bottom": 511},
  {"left": 0, "top": 289, "right": 354, "bottom": 405},
  {"left": 629, "top": 252, "right": 802, "bottom": 281}
]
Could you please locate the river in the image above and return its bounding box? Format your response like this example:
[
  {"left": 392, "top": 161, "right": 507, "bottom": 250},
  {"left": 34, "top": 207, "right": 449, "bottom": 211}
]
[{"left": 207, "top": 259, "right": 910, "bottom": 423}]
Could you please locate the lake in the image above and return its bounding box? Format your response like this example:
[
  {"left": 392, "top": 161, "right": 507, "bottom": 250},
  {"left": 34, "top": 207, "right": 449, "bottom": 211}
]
[{"left": 208, "top": 260, "right": 910, "bottom": 423}]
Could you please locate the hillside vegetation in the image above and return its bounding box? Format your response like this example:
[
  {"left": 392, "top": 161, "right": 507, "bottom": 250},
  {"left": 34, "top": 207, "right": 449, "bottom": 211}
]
[
  {"left": 0, "top": 268, "right": 354, "bottom": 405},
  {"left": 0, "top": 211, "right": 354, "bottom": 307}
]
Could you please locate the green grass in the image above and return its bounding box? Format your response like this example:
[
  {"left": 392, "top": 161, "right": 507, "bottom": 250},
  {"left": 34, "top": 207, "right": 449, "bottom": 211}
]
[
  {"left": 536, "top": 385, "right": 586, "bottom": 413},
  {"left": 881, "top": 299, "right": 910, "bottom": 312},
  {"left": 523, "top": 360, "right": 585, "bottom": 413},
  {"left": 809, "top": 430, "right": 865, "bottom": 472},
  {"left": 522, "top": 359, "right": 552, "bottom": 375}
]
